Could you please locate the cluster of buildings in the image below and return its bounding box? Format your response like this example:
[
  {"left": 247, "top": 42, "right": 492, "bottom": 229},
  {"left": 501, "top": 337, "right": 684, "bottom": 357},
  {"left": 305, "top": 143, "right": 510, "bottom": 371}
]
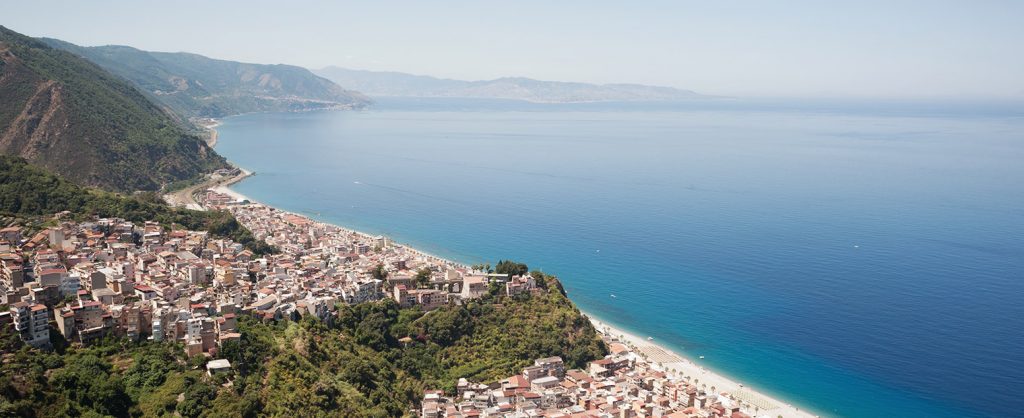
[
  {"left": 227, "top": 203, "right": 537, "bottom": 311},
  {"left": 0, "top": 194, "right": 786, "bottom": 418},
  {"left": 0, "top": 200, "right": 526, "bottom": 356},
  {"left": 420, "top": 343, "right": 766, "bottom": 418}
]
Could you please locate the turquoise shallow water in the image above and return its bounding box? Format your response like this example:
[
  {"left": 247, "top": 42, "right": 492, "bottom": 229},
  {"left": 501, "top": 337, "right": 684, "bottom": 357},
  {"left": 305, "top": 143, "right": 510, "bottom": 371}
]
[{"left": 216, "top": 98, "right": 1024, "bottom": 417}]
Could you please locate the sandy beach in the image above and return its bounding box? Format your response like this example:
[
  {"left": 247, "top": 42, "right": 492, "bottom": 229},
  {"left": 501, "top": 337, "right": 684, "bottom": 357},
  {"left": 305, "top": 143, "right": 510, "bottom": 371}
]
[
  {"left": 213, "top": 166, "right": 822, "bottom": 417},
  {"left": 584, "top": 312, "right": 819, "bottom": 418},
  {"left": 211, "top": 179, "right": 250, "bottom": 202},
  {"left": 163, "top": 167, "right": 252, "bottom": 211},
  {"left": 198, "top": 119, "right": 221, "bottom": 148}
]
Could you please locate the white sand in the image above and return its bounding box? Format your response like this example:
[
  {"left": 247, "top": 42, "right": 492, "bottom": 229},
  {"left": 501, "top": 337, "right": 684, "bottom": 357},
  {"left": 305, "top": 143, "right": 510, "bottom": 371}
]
[
  {"left": 211, "top": 184, "right": 250, "bottom": 203},
  {"left": 206, "top": 162, "right": 819, "bottom": 418},
  {"left": 208, "top": 168, "right": 254, "bottom": 203},
  {"left": 585, "top": 312, "right": 819, "bottom": 418}
]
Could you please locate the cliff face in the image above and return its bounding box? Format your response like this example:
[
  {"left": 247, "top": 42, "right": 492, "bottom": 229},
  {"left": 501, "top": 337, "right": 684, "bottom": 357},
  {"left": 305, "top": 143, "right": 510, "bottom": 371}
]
[
  {"left": 0, "top": 26, "right": 227, "bottom": 192},
  {"left": 44, "top": 39, "right": 372, "bottom": 118}
]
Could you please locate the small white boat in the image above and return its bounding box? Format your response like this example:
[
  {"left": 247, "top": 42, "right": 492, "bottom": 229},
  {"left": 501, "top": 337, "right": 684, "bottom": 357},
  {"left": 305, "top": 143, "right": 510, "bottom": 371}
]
[
  {"left": 647, "top": 336, "right": 654, "bottom": 341},
  {"left": 610, "top": 294, "right": 617, "bottom": 298},
  {"left": 699, "top": 355, "right": 705, "bottom": 359}
]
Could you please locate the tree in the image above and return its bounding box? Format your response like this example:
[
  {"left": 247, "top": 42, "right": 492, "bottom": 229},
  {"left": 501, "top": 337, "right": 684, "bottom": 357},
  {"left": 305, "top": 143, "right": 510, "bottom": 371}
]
[
  {"left": 176, "top": 376, "right": 216, "bottom": 418},
  {"left": 371, "top": 264, "right": 388, "bottom": 281},
  {"left": 414, "top": 268, "right": 432, "bottom": 288},
  {"left": 495, "top": 260, "right": 528, "bottom": 277}
]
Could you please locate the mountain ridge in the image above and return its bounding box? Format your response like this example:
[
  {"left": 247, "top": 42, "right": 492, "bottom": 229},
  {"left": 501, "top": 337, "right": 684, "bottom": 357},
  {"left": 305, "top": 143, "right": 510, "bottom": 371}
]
[
  {"left": 43, "top": 39, "right": 371, "bottom": 118},
  {"left": 315, "top": 66, "right": 709, "bottom": 103},
  {"left": 0, "top": 25, "right": 227, "bottom": 192}
]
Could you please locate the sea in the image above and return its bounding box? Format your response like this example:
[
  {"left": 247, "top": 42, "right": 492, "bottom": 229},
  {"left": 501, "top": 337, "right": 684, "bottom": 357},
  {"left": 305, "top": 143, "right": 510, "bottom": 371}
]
[{"left": 214, "top": 97, "right": 1024, "bottom": 418}]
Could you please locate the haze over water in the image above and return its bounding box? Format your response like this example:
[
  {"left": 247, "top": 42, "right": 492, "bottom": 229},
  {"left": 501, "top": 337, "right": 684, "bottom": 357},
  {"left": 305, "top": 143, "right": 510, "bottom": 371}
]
[{"left": 216, "top": 98, "right": 1024, "bottom": 417}]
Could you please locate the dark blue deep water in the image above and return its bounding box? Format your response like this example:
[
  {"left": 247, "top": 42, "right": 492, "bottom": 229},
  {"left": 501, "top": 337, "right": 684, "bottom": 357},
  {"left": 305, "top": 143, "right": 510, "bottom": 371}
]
[{"left": 216, "top": 98, "right": 1024, "bottom": 417}]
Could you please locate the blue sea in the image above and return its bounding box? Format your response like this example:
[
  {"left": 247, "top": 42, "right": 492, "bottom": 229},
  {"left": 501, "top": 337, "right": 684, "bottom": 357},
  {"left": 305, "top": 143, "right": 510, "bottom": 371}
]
[{"left": 215, "top": 97, "right": 1024, "bottom": 417}]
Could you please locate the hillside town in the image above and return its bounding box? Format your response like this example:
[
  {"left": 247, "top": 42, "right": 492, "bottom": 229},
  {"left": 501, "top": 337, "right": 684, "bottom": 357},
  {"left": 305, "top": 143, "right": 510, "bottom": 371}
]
[
  {"left": 0, "top": 198, "right": 509, "bottom": 357},
  {"left": 420, "top": 342, "right": 774, "bottom": 418},
  {"left": 1, "top": 191, "right": 775, "bottom": 418},
  {"left": 415, "top": 329, "right": 782, "bottom": 418}
]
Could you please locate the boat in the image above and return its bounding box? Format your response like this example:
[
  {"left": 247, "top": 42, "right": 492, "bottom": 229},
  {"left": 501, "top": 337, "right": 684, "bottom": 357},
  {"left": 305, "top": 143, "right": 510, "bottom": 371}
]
[
  {"left": 610, "top": 294, "right": 617, "bottom": 298},
  {"left": 699, "top": 355, "right": 705, "bottom": 359},
  {"left": 647, "top": 336, "right": 654, "bottom": 341}
]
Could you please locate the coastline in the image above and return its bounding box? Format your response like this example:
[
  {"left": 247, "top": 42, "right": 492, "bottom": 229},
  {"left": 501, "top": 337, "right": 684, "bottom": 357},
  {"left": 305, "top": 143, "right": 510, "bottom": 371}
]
[
  {"left": 207, "top": 126, "right": 219, "bottom": 148},
  {"left": 202, "top": 113, "right": 820, "bottom": 418},
  {"left": 583, "top": 310, "right": 819, "bottom": 418},
  {"left": 197, "top": 118, "right": 221, "bottom": 148},
  {"left": 213, "top": 172, "right": 821, "bottom": 418},
  {"left": 206, "top": 170, "right": 468, "bottom": 271},
  {"left": 163, "top": 118, "right": 247, "bottom": 210}
]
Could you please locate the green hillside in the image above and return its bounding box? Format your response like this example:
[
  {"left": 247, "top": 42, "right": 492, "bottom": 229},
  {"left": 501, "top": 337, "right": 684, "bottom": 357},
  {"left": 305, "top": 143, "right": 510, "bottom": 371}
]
[
  {"left": 0, "top": 154, "right": 273, "bottom": 255},
  {"left": 0, "top": 26, "right": 227, "bottom": 192},
  {"left": 44, "top": 39, "right": 371, "bottom": 118},
  {"left": 0, "top": 274, "right": 603, "bottom": 417}
]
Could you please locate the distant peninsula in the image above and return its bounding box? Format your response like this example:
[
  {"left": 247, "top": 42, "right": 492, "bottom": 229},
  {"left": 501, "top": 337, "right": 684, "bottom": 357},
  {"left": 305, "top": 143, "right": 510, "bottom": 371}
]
[
  {"left": 43, "top": 39, "right": 371, "bottom": 118},
  {"left": 315, "top": 66, "right": 710, "bottom": 103}
]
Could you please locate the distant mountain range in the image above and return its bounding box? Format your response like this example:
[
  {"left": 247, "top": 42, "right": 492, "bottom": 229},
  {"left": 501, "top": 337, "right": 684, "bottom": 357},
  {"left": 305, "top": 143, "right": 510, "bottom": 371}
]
[
  {"left": 0, "top": 26, "right": 227, "bottom": 192},
  {"left": 43, "top": 39, "right": 371, "bottom": 118},
  {"left": 1, "top": 23, "right": 708, "bottom": 193},
  {"left": 315, "top": 66, "right": 708, "bottom": 103}
]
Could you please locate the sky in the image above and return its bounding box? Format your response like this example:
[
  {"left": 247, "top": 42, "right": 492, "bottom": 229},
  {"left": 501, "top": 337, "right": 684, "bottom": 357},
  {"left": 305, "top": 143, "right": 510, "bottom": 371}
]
[{"left": 4, "top": 0, "right": 1023, "bottom": 99}]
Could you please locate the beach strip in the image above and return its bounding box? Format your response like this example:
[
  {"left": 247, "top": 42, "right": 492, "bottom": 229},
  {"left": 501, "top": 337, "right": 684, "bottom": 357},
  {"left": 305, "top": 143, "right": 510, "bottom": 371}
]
[
  {"left": 215, "top": 168, "right": 819, "bottom": 418},
  {"left": 585, "top": 312, "right": 818, "bottom": 418}
]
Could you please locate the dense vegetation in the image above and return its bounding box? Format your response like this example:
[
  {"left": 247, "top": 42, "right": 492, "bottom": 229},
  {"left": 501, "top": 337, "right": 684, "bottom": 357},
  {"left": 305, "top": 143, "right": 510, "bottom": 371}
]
[
  {"left": 494, "top": 260, "right": 530, "bottom": 277},
  {"left": 0, "top": 25, "right": 227, "bottom": 192},
  {"left": 0, "top": 155, "right": 274, "bottom": 254},
  {"left": 0, "top": 273, "right": 605, "bottom": 417},
  {"left": 43, "top": 38, "right": 370, "bottom": 119}
]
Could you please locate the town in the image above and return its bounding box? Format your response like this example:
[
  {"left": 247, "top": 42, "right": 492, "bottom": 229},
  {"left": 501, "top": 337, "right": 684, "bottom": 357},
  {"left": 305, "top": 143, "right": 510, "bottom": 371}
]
[
  {"left": 1, "top": 191, "right": 775, "bottom": 418},
  {"left": 421, "top": 347, "right": 767, "bottom": 418}
]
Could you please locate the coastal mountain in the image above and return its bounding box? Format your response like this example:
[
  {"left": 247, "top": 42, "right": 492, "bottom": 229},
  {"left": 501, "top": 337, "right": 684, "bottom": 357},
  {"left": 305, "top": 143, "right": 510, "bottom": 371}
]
[
  {"left": 44, "top": 39, "right": 371, "bottom": 118},
  {"left": 0, "top": 154, "right": 273, "bottom": 254},
  {"left": 315, "top": 66, "right": 707, "bottom": 102},
  {"left": 0, "top": 26, "right": 227, "bottom": 192}
]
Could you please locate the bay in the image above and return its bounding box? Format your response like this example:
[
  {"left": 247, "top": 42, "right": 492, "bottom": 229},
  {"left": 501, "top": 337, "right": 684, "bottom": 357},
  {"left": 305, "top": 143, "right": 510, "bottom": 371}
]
[{"left": 215, "top": 98, "right": 1024, "bottom": 417}]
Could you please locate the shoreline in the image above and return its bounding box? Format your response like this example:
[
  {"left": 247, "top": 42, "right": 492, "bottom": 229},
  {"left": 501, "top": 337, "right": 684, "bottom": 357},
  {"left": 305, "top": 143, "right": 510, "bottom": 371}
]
[
  {"left": 207, "top": 126, "right": 219, "bottom": 148},
  {"left": 209, "top": 115, "right": 820, "bottom": 418},
  {"left": 583, "top": 310, "right": 819, "bottom": 418},
  {"left": 195, "top": 118, "right": 221, "bottom": 148},
  {"left": 216, "top": 173, "right": 821, "bottom": 417},
  {"left": 209, "top": 175, "right": 468, "bottom": 271}
]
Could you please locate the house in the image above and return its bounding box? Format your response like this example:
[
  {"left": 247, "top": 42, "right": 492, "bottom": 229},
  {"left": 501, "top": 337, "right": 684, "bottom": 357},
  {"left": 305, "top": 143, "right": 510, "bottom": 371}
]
[
  {"left": 506, "top": 274, "right": 536, "bottom": 296},
  {"left": 206, "top": 359, "right": 232, "bottom": 376},
  {"left": 461, "top": 275, "right": 488, "bottom": 299},
  {"left": 0, "top": 227, "right": 21, "bottom": 243},
  {"left": 134, "top": 284, "right": 158, "bottom": 300},
  {"left": 10, "top": 302, "right": 50, "bottom": 348},
  {"left": 393, "top": 285, "right": 415, "bottom": 308},
  {"left": 524, "top": 356, "right": 565, "bottom": 381},
  {"left": 531, "top": 375, "right": 561, "bottom": 392}
]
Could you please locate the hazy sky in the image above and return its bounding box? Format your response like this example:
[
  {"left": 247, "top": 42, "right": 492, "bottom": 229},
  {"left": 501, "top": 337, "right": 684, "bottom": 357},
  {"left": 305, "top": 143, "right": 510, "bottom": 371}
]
[{"left": 5, "top": 0, "right": 1023, "bottom": 98}]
